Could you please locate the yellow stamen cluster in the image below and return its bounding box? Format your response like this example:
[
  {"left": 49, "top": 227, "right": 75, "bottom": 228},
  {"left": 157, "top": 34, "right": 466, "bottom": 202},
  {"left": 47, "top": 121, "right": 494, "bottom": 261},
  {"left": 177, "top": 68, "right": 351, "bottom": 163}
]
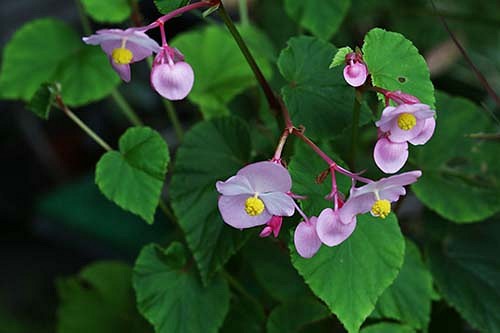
[
  {"left": 397, "top": 113, "right": 417, "bottom": 131},
  {"left": 111, "top": 47, "right": 133, "bottom": 65},
  {"left": 371, "top": 199, "right": 391, "bottom": 219},
  {"left": 245, "top": 196, "right": 265, "bottom": 216}
]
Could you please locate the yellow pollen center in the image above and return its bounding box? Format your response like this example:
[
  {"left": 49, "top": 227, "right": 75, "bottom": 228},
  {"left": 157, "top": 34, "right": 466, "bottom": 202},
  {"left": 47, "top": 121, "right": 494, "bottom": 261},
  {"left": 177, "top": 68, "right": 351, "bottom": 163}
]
[
  {"left": 371, "top": 199, "right": 391, "bottom": 219},
  {"left": 244, "top": 196, "right": 265, "bottom": 216},
  {"left": 397, "top": 113, "right": 417, "bottom": 131},
  {"left": 111, "top": 47, "right": 133, "bottom": 65}
]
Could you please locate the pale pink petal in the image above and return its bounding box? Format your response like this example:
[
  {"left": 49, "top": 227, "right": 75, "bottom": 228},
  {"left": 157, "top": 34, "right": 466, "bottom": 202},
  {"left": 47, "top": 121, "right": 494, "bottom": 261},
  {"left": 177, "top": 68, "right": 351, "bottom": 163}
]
[
  {"left": 339, "top": 193, "right": 374, "bottom": 224},
  {"left": 374, "top": 138, "right": 409, "bottom": 174},
  {"left": 375, "top": 106, "right": 398, "bottom": 131},
  {"left": 151, "top": 62, "right": 194, "bottom": 101},
  {"left": 388, "top": 118, "right": 425, "bottom": 143},
  {"left": 237, "top": 161, "right": 292, "bottom": 193},
  {"left": 110, "top": 59, "right": 131, "bottom": 82},
  {"left": 269, "top": 215, "right": 283, "bottom": 237},
  {"left": 259, "top": 226, "right": 273, "bottom": 238},
  {"left": 216, "top": 175, "right": 254, "bottom": 196},
  {"left": 316, "top": 208, "right": 357, "bottom": 246},
  {"left": 376, "top": 170, "right": 422, "bottom": 190},
  {"left": 343, "top": 62, "right": 367, "bottom": 87},
  {"left": 294, "top": 217, "right": 321, "bottom": 258},
  {"left": 380, "top": 186, "right": 406, "bottom": 202},
  {"left": 409, "top": 117, "right": 436, "bottom": 145},
  {"left": 260, "top": 192, "right": 295, "bottom": 216},
  {"left": 218, "top": 194, "right": 271, "bottom": 229}
]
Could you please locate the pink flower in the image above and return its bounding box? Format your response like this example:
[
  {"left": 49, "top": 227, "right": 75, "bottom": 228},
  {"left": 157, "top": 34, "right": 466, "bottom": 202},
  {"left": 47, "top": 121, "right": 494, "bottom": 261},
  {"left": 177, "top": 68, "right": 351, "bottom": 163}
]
[
  {"left": 259, "top": 215, "right": 283, "bottom": 238},
  {"left": 294, "top": 217, "right": 322, "bottom": 258},
  {"left": 343, "top": 52, "right": 368, "bottom": 87},
  {"left": 374, "top": 103, "right": 436, "bottom": 173},
  {"left": 316, "top": 208, "right": 356, "bottom": 247},
  {"left": 216, "top": 161, "right": 295, "bottom": 229},
  {"left": 150, "top": 45, "right": 194, "bottom": 100},
  {"left": 339, "top": 171, "right": 421, "bottom": 224},
  {"left": 83, "top": 28, "right": 160, "bottom": 82}
]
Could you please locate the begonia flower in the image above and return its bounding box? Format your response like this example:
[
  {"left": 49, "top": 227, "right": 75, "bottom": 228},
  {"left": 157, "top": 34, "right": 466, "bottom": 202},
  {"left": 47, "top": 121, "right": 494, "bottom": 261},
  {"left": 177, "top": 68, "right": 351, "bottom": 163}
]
[
  {"left": 343, "top": 52, "right": 368, "bottom": 87},
  {"left": 150, "top": 45, "right": 194, "bottom": 100},
  {"left": 316, "top": 208, "right": 357, "bottom": 247},
  {"left": 216, "top": 161, "right": 295, "bottom": 229},
  {"left": 339, "top": 171, "right": 421, "bottom": 224},
  {"left": 294, "top": 217, "right": 322, "bottom": 258},
  {"left": 83, "top": 28, "right": 160, "bottom": 82},
  {"left": 374, "top": 103, "right": 436, "bottom": 173}
]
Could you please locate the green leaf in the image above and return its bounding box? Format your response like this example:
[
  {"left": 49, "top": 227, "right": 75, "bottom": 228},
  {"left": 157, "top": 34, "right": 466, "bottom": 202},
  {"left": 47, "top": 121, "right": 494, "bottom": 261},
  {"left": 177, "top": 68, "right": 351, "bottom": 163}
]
[
  {"left": 27, "top": 82, "right": 60, "bottom": 120},
  {"left": 412, "top": 92, "right": 500, "bottom": 222},
  {"left": 372, "top": 240, "right": 433, "bottom": 330},
  {"left": 95, "top": 127, "right": 169, "bottom": 224},
  {"left": 284, "top": 0, "right": 350, "bottom": 40},
  {"left": 290, "top": 214, "right": 405, "bottom": 333},
  {"left": 0, "top": 18, "right": 120, "bottom": 106},
  {"left": 169, "top": 117, "right": 252, "bottom": 284},
  {"left": 267, "top": 299, "right": 330, "bottom": 333},
  {"left": 171, "top": 25, "right": 272, "bottom": 118},
  {"left": 427, "top": 218, "right": 500, "bottom": 332},
  {"left": 56, "top": 261, "right": 151, "bottom": 333},
  {"left": 360, "top": 323, "right": 415, "bottom": 333},
  {"left": 362, "top": 28, "right": 435, "bottom": 107},
  {"left": 330, "top": 46, "right": 353, "bottom": 68},
  {"left": 154, "top": 0, "right": 190, "bottom": 14},
  {"left": 278, "top": 36, "right": 359, "bottom": 138},
  {"left": 220, "top": 296, "right": 265, "bottom": 333},
  {"left": 288, "top": 140, "right": 351, "bottom": 216},
  {"left": 80, "top": 0, "right": 131, "bottom": 23},
  {"left": 133, "top": 243, "right": 230, "bottom": 333}
]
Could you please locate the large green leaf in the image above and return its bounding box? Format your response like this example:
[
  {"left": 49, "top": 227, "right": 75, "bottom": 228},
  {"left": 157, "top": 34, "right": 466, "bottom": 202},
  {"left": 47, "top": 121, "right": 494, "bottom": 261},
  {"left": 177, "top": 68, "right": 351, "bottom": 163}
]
[
  {"left": 80, "top": 0, "right": 131, "bottom": 23},
  {"left": 284, "top": 0, "right": 350, "bottom": 40},
  {"left": 360, "top": 323, "right": 415, "bottom": 333},
  {"left": 172, "top": 25, "right": 272, "bottom": 118},
  {"left": 133, "top": 243, "right": 230, "bottom": 333},
  {"left": 362, "top": 28, "right": 435, "bottom": 107},
  {"left": 372, "top": 240, "right": 433, "bottom": 330},
  {"left": 169, "top": 117, "right": 252, "bottom": 284},
  {"left": 95, "top": 127, "right": 169, "bottom": 224},
  {"left": 266, "top": 299, "right": 330, "bottom": 333},
  {"left": 220, "top": 296, "right": 265, "bottom": 333},
  {"left": 154, "top": 0, "right": 190, "bottom": 14},
  {"left": 56, "top": 262, "right": 151, "bottom": 333},
  {"left": 0, "top": 18, "right": 120, "bottom": 106},
  {"left": 412, "top": 92, "right": 500, "bottom": 222},
  {"left": 291, "top": 214, "right": 405, "bottom": 333},
  {"left": 427, "top": 218, "right": 500, "bottom": 332},
  {"left": 277, "top": 36, "right": 360, "bottom": 138}
]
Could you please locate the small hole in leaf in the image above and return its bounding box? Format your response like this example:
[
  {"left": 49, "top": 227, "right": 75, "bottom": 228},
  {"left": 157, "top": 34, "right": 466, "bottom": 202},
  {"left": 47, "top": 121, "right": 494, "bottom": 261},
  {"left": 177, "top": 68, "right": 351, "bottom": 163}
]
[{"left": 398, "top": 77, "right": 406, "bottom": 83}]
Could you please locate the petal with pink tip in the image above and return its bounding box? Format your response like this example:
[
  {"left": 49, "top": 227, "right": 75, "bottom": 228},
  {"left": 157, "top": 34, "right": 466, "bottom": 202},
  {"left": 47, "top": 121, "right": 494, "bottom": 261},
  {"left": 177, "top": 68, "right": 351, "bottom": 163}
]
[
  {"left": 110, "top": 59, "right": 131, "bottom": 82},
  {"left": 151, "top": 62, "right": 194, "bottom": 101},
  {"left": 343, "top": 62, "right": 367, "bottom": 87},
  {"left": 374, "top": 138, "right": 409, "bottom": 174},
  {"left": 316, "top": 208, "right": 357, "bottom": 247},
  {"left": 218, "top": 194, "right": 271, "bottom": 229},
  {"left": 409, "top": 117, "right": 436, "bottom": 145},
  {"left": 216, "top": 175, "right": 254, "bottom": 196},
  {"left": 294, "top": 217, "right": 321, "bottom": 258},
  {"left": 237, "top": 161, "right": 292, "bottom": 193},
  {"left": 260, "top": 192, "right": 295, "bottom": 216}
]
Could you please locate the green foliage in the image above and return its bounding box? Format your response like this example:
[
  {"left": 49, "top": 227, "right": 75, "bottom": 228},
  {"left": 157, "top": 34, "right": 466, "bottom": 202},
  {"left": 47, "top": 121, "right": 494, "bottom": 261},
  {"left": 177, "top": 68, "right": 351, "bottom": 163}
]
[
  {"left": 427, "top": 218, "right": 500, "bottom": 332},
  {"left": 171, "top": 25, "right": 272, "bottom": 118},
  {"left": 372, "top": 240, "right": 433, "bottom": 330},
  {"left": 133, "top": 243, "right": 230, "bottom": 333},
  {"left": 267, "top": 299, "right": 330, "bottom": 333},
  {"left": 412, "top": 92, "right": 500, "bottom": 222},
  {"left": 362, "top": 28, "right": 435, "bottom": 107},
  {"left": 284, "top": 0, "right": 350, "bottom": 40},
  {"left": 220, "top": 296, "right": 265, "bottom": 333},
  {"left": 154, "top": 0, "right": 190, "bottom": 14},
  {"left": 27, "top": 82, "right": 60, "bottom": 120},
  {"left": 278, "top": 36, "right": 358, "bottom": 138},
  {"left": 329, "top": 46, "right": 353, "bottom": 68},
  {"left": 291, "top": 214, "right": 405, "bottom": 333},
  {"left": 80, "top": 0, "right": 131, "bottom": 23},
  {"left": 56, "top": 262, "right": 151, "bottom": 333},
  {"left": 0, "top": 18, "right": 120, "bottom": 106},
  {"left": 95, "top": 127, "right": 169, "bottom": 224},
  {"left": 360, "top": 322, "right": 415, "bottom": 333},
  {"left": 169, "top": 117, "right": 252, "bottom": 284}
]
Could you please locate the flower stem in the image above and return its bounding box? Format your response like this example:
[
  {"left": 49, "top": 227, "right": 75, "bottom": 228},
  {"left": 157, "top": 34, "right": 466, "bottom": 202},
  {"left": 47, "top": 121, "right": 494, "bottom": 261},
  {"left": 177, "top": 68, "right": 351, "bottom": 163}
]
[
  {"left": 349, "top": 89, "right": 362, "bottom": 169},
  {"left": 158, "top": 200, "right": 177, "bottom": 223},
  {"left": 111, "top": 90, "right": 144, "bottom": 126},
  {"left": 55, "top": 96, "right": 112, "bottom": 152},
  {"left": 218, "top": 1, "right": 281, "bottom": 112},
  {"left": 238, "top": 0, "right": 249, "bottom": 25},
  {"left": 162, "top": 99, "right": 184, "bottom": 141}
]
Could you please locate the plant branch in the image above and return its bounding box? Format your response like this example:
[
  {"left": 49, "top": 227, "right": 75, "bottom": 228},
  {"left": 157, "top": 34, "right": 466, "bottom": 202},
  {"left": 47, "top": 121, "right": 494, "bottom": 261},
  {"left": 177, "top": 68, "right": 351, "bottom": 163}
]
[{"left": 111, "top": 90, "right": 144, "bottom": 126}]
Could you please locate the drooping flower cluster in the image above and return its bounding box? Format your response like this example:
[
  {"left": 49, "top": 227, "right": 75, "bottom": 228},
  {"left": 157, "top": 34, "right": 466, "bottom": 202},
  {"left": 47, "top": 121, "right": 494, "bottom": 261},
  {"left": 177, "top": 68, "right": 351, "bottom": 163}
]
[{"left": 343, "top": 52, "right": 368, "bottom": 87}]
